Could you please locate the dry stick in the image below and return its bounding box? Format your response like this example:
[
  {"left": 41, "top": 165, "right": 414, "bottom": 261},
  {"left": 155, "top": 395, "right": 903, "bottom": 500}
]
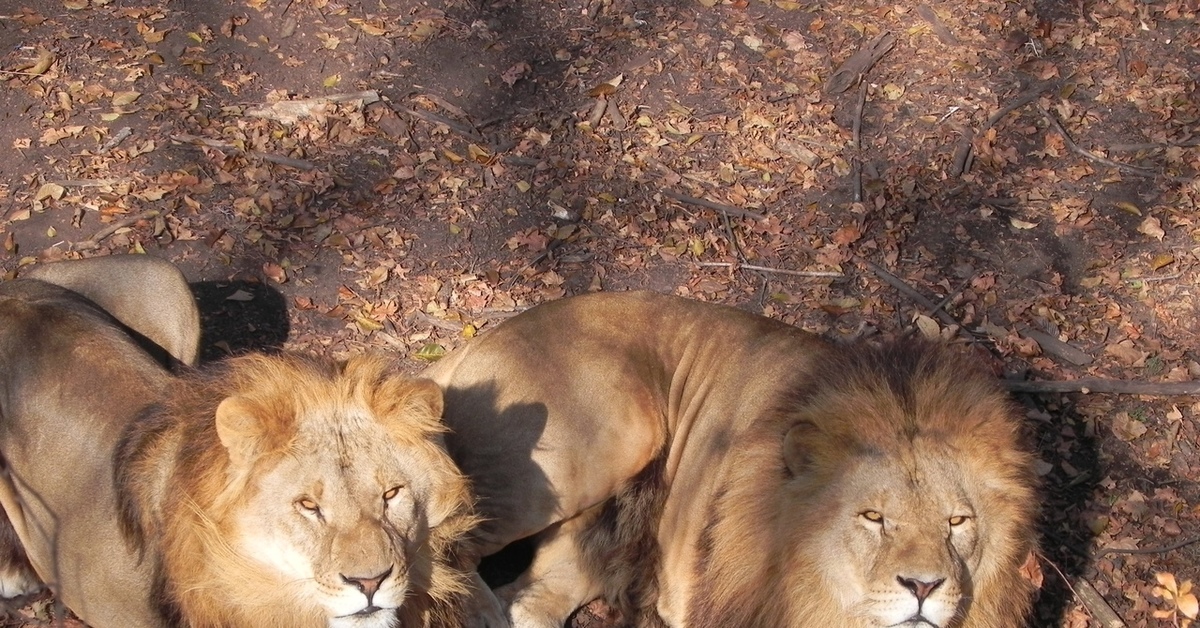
[
  {"left": 951, "top": 80, "right": 1062, "bottom": 177},
  {"left": 1072, "top": 576, "right": 1128, "bottom": 628},
  {"left": 1005, "top": 379, "right": 1200, "bottom": 395},
  {"left": 662, "top": 189, "right": 766, "bottom": 221},
  {"left": 396, "top": 106, "right": 485, "bottom": 143},
  {"left": 1040, "top": 555, "right": 1127, "bottom": 628},
  {"left": 75, "top": 209, "right": 161, "bottom": 251},
  {"left": 695, "top": 261, "right": 843, "bottom": 278},
  {"left": 1098, "top": 535, "right": 1200, "bottom": 556},
  {"left": 858, "top": 257, "right": 960, "bottom": 329},
  {"left": 1039, "top": 106, "right": 1193, "bottom": 183},
  {"left": 172, "top": 134, "right": 317, "bottom": 170},
  {"left": 852, "top": 81, "right": 868, "bottom": 203}
]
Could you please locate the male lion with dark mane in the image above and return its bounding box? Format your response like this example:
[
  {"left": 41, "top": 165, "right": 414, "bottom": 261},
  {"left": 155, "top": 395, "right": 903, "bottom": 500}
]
[
  {"left": 0, "top": 257, "right": 479, "bottom": 628},
  {"left": 427, "top": 291, "right": 1039, "bottom": 628}
]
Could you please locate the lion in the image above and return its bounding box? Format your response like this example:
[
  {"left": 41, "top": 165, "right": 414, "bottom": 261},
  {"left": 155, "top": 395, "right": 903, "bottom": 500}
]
[
  {"left": 0, "top": 260, "right": 480, "bottom": 628},
  {"left": 426, "top": 291, "right": 1039, "bottom": 628},
  {"left": 116, "top": 352, "right": 480, "bottom": 628}
]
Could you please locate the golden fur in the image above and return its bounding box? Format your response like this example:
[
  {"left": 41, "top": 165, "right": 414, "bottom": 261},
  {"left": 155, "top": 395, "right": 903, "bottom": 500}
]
[
  {"left": 116, "top": 353, "right": 479, "bottom": 628},
  {"left": 426, "top": 291, "right": 1038, "bottom": 628},
  {"left": 688, "top": 341, "right": 1038, "bottom": 627}
]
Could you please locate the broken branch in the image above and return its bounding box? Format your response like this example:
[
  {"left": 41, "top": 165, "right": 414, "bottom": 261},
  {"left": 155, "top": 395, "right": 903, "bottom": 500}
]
[
  {"left": 172, "top": 134, "right": 318, "bottom": 170},
  {"left": 662, "top": 189, "right": 766, "bottom": 221},
  {"left": 952, "top": 80, "right": 1061, "bottom": 177},
  {"left": 75, "top": 209, "right": 161, "bottom": 251},
  {"left": 1004, "top": 378, "right": 1200, "bottom": 395},
  {"left": 695, "top": 262, "right": 843, "bottom": 278}
]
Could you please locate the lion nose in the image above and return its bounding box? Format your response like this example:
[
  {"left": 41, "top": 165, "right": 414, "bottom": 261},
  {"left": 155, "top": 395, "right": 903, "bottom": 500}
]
[
  {"left": 341, "top": 565, "right": 394, "bottom": 602},
  {"left": 897, "top": 575, "right": 945, "bottom": 603}
]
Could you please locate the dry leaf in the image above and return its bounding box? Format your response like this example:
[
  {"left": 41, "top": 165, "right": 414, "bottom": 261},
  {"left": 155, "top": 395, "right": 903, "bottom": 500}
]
[
  {"left": 1105, "top": 340, "right": 1147, "bottom": 366},
  {"left": 262, "top": 262, "right": 287, "bottom": 284},
  {"left": 1009, "top": 217, "right": 1038, "bottom": 229},
  {"left": 501, "top": 62, "right": 531, "bottom": 87},
  {"left": 34, "top": 182, "right": 65, "bottom": 201},
  {"left": 1137, "top": 216, "right": 1165, "bottom": 240},
  {"left": 1111, "top": 411, "right": 1148, "bottom": 441},
  {"left": 112, "top": 91, "right": 141, "bottom": 106}
]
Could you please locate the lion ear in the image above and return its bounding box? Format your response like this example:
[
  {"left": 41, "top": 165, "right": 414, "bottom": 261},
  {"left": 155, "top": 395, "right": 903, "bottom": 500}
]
[
  {"left": 402, "top": 378, "right": 445, "bottom": 421},
  {"left": 215, "top": 396, "right": 267, "bottom": 465},
  {"left": 782, "top": 421, "right": 821, "bottom": 476}
]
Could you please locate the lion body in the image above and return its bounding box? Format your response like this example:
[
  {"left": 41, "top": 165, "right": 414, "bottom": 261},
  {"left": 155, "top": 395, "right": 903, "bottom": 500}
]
[
  {"left": 427, "top": 291, "right": 1038, "bottom": 628},
  {"left": 0, "top": 277, "right": 174, "bottom": 627}
]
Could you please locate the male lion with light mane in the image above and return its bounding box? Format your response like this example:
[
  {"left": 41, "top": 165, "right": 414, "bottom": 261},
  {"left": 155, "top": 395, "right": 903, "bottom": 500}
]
[
  {"left": 427, "top": 291, "right": 1039, "bottom": 628},
  {"left": 0, "top": 256, "right": 479, "bottom": 628}
]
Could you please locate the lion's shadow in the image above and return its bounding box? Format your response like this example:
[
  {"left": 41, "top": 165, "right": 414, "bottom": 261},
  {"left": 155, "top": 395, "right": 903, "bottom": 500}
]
[
  {"left": 1021, "top": 395, "right": 1102, "bottom": 626},
  {"left": 434, "top": 383, "right": 550, "bottom": 588},
  {"left": 188, "top": 280, "right": 289, "bottom": 362}
]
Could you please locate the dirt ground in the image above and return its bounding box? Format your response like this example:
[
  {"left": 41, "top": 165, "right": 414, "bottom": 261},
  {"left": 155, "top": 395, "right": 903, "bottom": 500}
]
[{"left": 2, "top": 0, "right": 1199, "bottom": 626}]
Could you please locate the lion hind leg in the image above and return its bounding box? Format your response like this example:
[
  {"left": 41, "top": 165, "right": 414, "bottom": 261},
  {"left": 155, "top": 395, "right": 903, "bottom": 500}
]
[
  {"left": 502, "top": 515, "right": 606, "bottom": 628},
  {"left": 0, "top": 505, "right": 41, "bottom": 599}
]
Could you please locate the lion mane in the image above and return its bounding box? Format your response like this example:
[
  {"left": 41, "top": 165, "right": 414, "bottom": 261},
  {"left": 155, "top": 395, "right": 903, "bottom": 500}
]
[
  {"left": 115, "top": 353, "right": 479, "bottom": 628},
  {"left": 687, "top": 341, "right": 1039, "bottom": 627}
]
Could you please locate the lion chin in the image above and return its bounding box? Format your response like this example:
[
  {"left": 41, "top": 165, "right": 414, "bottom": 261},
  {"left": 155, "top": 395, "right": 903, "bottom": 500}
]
[
  {"left": 116, "top": 353, "right": 480, "bottom": 628},
  {"left": 427, "top": 291, "right": 1039, "bottom": 628}
]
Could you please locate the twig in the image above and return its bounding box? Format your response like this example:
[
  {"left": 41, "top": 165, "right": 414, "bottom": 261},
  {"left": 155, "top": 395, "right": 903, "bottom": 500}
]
[
  {"left": 1016, "top": 325, "right": 1094, "bottom": 366},
  {"left": 852, "top": 81, "right": 868, "bottom": 203},
  {"left": 395, "top": 106, "right": 485, "bottom": 143},
  {"left": 1004, "top": 378, "right": 1200, "bottom": 395},
  {"left": 172, "top": 134, "right": 318, "bottom": 170},
  {"left": 1040, "top": 554, "right": 1127, "bottom": 628},
  {"left": 857, "top": 257, "right": 959, "bottom": 329},
  {"left": 915, "top": 5, "right": 960, "bottom": 45},
  {"left": 99, "top": 126, "right": 133, "bottom": 154},
  {"left": 1072, "top": 575, "right": 1128, "bottom": 628},
  {"left": 1098, "top": 534, "right": 1200, "bottom": 556},
  {"left": 825, "top": 32, "right": 895, "bottom": 94},
  {"left": 1109, "top": 140, "right": 1200, "bottom": 152},
  {"left": 0, "top": 69, "right": 45, "bottom": 77},
  {"left": 662, "top": 189, "right": 766, "bottom": 221},
  {"left": 695, "top": 262, "right": 843, "bottom": 278},
  {"left": 1036, "top": 106, "right": 1176, "bottom": 181},
  {"left": 74, "top": 209, "right": 161, "bottom": 251},
  {"left": 951, "top": 80, "right": 1062, "bottom": 177}
]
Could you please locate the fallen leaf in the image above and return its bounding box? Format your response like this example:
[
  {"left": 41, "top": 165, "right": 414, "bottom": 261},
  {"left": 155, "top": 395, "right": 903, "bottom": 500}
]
[
  {"left": 1111, "top": 411, "right": 1148, "bottom": 441},
  {"left": 34, "top": 182, "right": 65, "bottom": 201},
  {"left": 501, "top": 62, "right": 531, "bottom": 87},
  {"left": 913, "top": 314, "right": 940, "bottom": 340},
  {"left": 1010, "top": 217, "right": 1038, "bottom": 229},
  {"left": 112, "top": 91, "right": 141, "bottom": 106},
  {"left": 1137, "top": 216, "right": 1164, "bottom": 240},
  {"left": 414, "top": 343, "right": 446, "bottom": 361},
  {"left": 225, "top": 289, "right": 255, "bottom": 302},
  {"left": 262, "top": 262, "right": 287, "bottom": 284},
  {"left": 1105, "top": 340, "right": 1147, "bottom": 366}
]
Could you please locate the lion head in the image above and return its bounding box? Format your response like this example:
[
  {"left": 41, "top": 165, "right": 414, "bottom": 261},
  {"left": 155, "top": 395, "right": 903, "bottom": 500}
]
[
  {"left": 116, "top": 353, "right": 478, "bottom": 628},
  {"left": 693, "top": 341, "right": 1038, "bottom": 628}
]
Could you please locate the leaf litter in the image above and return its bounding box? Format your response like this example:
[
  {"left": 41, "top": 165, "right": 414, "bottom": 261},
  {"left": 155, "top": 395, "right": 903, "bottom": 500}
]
[{"left": 0, "top": 0, "right": 1199, "bottom": 625}]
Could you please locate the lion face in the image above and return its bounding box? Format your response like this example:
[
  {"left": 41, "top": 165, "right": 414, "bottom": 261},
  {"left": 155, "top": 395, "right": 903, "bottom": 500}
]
[
  {"left": 224, "top": 407, "right": 443, "bottom": 627},
  {"left": 813, "top": 452, "right": 984, "bottom": 628},
  {"left": 147, "top": 354, "right": 479, "bottom": 628}
]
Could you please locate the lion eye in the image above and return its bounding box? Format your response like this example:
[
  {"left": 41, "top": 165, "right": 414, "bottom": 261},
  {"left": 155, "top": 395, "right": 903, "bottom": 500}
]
[
  {"left": 383, "top": 485, "right": 404, "bottom": 501},
  {"left": 297, "top": 498, "right": 320, "bottom": 514},
  {"left": 860, "top": 510, "right": 884, "bottom": 524},
  {"left": 949, "top": 515, "right": 970, "bottom": 527}
]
